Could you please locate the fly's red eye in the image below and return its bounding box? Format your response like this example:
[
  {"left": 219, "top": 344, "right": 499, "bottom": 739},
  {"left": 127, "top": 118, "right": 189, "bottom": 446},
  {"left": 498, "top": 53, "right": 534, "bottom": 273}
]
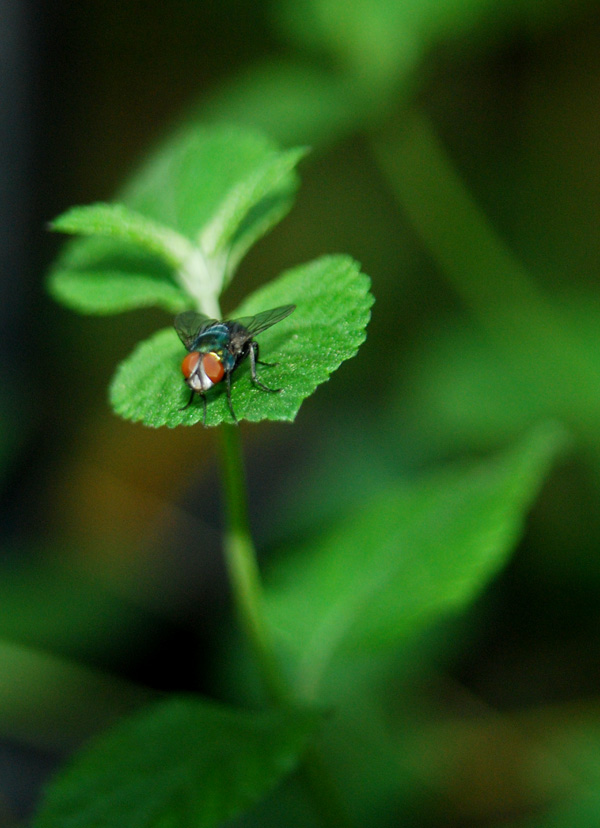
[
  {"left": 181, "top": 351, "right": 200, "bottom": 378},
  {"left": 203, "top": 352, "right": 225, "bottom": 383}
]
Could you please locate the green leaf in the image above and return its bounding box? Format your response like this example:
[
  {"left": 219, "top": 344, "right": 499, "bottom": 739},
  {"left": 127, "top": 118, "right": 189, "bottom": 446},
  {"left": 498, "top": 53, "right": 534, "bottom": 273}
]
[
  {"left": 0, "top": 559, "right": 147, "bottom": 659},
  {"left": 0, "top": 640, "right": 153, "bottom": 753},
  {"left": 397, "top": 293, "right": 600, "bottom": 458},
  {"left": 200, "top": 146, "right": 308, "bottom": 286},
  {"left": 264, "top": 424, "right": 567, "bottom": 695},
  {"left": 48, "top": 125, "right": 305, "bottom": 315},
  {"left": 48, "top": 236, "right": 190, "bottom": 314},
  {"left": 33, "top": 696, "right": 320, "bottom": 828},
  {"left": 202, "top": 61, "right": 375, "bottom": 150},
  {"left": 109, "top": 254, "right": 373, "bottom": 427},
  {"left": 121, "top": 124, "right": 297, "bottom": 239},
  {"left": 50, "top": 203, "right": 195, "bottom": 269}
]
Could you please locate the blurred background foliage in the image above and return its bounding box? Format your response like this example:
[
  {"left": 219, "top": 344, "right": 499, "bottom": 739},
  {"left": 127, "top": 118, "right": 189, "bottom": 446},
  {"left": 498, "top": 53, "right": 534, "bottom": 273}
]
[{"left": 3, "top": 0, "right": 600, "bottom": 824}]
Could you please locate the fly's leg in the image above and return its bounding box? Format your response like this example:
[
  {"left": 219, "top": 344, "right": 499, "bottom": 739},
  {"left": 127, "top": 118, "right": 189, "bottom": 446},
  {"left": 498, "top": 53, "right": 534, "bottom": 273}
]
[
  {"left": 253, "top": 341, "right": 278, "bottom": 368},
  {"left": 249, "top": 341, "right": 281, "bottom": 393},
  {"left": 225, "top": 371, "right": 239, "bottom": 424},
  {"left": 180, "top": 389, "right": 196, "bottom": 411},
  {"left": 180, "top": 389, "right": 208, "bottom": 427}
]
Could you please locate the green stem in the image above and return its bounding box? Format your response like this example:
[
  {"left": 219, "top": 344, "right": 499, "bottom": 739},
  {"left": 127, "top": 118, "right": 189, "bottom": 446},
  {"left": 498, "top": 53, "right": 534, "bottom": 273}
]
[
  {"left": 218, "top": 424, "right": 354, "bottom": 828},
  {"left": 371, "top": 109, "right": 600, "bottom": 425},
  {"left": 371, "top": 110, "right": 556, "bottom": 338},
  {"left": 218, "top": 424, "right": 289, "bottom": 706}
]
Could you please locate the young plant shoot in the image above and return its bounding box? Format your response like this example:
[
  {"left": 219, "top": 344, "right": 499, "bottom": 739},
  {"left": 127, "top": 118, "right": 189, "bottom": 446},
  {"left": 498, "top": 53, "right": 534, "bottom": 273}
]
[
  {"left": 43, "top": 124, "right": 374, "bottom": 826},
  {"left": 39, "top": 120, "right": 563, "bottom": 828}
]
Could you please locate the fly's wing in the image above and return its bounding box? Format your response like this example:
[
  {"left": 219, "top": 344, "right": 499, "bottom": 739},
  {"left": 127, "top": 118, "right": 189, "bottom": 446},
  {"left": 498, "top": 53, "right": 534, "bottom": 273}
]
[
  {"left": 232, "top": 305, "right": 296, "bottom": 337},
  {"left": 174, "top": 311, "right": 218, "bottom": 351}
]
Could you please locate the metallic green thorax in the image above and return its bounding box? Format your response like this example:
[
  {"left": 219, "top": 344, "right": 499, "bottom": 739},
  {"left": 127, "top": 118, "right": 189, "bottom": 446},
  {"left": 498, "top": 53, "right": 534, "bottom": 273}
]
[{"left": 193, "top": 322, "right": 239, "bottom": 372}]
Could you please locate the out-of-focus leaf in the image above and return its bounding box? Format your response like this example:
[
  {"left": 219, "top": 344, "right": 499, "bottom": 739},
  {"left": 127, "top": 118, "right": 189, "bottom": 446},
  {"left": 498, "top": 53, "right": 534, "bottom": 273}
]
[
  {"left": 202, "top": 61, "right": 376, "bottom": 149},
  {"left": 398, "top": 293, "right": 600, "bottom": 459},
  {"left": 0, "top": 559, "right": 151, "bottom": 661},
  {"left": 0, "top": 640, "right": 153, "bottom": 752},
  {"left": 265, "top": 425, "right": 566, "bottom": 694},
  {"left": 109, "top": 255, "right": 373, "bottom": 427},
  {"left": 32, "top": 697, "right": 320, "bottom": 828}
]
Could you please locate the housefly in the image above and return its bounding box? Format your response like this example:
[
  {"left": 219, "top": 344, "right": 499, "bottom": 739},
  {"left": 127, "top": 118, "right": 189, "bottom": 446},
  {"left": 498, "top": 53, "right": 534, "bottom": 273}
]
[{"left": 174, "top": 304, "right": 296, "bottom": 424}]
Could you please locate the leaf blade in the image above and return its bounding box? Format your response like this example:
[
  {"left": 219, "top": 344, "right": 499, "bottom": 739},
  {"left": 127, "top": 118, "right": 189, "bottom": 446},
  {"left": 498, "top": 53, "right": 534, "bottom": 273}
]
[
  {"left": 264, "top": 425, "right": 567, "bottom": 694},
  {"left": 48, "top": 126, "right": 305, "bottom": 314},
  {"left": 48, "top": 235, "right": 191, "bottom": 315},
  {"left": 199, "top": 146, "right": 307, "bottom": 280},
  {"left": 50, "top": 203, "right": 194, "bottom": 269},
  {"left": 109, "top": 254, "right": 373, "bottom": 427},
  {"left": 32, "top": 697, "right": 320, "bottom": 828}
]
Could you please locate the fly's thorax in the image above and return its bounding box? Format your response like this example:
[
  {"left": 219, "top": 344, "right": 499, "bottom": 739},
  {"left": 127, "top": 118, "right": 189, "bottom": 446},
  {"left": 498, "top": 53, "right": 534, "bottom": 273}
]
[
  {"left": 194, "top": 323, "right": 231, "bottom": 353},
  {"left": 193, "top": 321, "right": 251, "bottom": 371},
  {"left": 226, "top": 322, "right": 252, "bottom": 354}
]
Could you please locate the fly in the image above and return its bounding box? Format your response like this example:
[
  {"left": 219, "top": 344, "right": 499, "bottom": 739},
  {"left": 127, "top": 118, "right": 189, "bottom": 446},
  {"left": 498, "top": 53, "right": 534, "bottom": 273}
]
[{"left": 174, "top": 304, "right": 296, "bottom": 425}]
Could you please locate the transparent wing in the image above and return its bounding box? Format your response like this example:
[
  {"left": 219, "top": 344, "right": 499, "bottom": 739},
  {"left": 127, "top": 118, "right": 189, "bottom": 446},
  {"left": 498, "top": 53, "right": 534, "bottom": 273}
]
[
  {"left": 232, "top": 305, "right": 296, "bottom": 337},
  {"left": 174, "top": 311, "right": 218, "bottom": 350}
]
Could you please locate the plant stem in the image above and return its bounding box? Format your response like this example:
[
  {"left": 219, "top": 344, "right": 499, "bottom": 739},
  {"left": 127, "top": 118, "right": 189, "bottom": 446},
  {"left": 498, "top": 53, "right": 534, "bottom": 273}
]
[
  {"left": 371, "top": 110, "right": 556, "bottom": 339},
  {"left": 218, "top": 424, "right": 289, "bottom": 706},
  {"left": 371, "top": 109, "right": 600, "bottom": 425},
  {"left": 217, "top": 424, "right": 354, "bottom": 828}
]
